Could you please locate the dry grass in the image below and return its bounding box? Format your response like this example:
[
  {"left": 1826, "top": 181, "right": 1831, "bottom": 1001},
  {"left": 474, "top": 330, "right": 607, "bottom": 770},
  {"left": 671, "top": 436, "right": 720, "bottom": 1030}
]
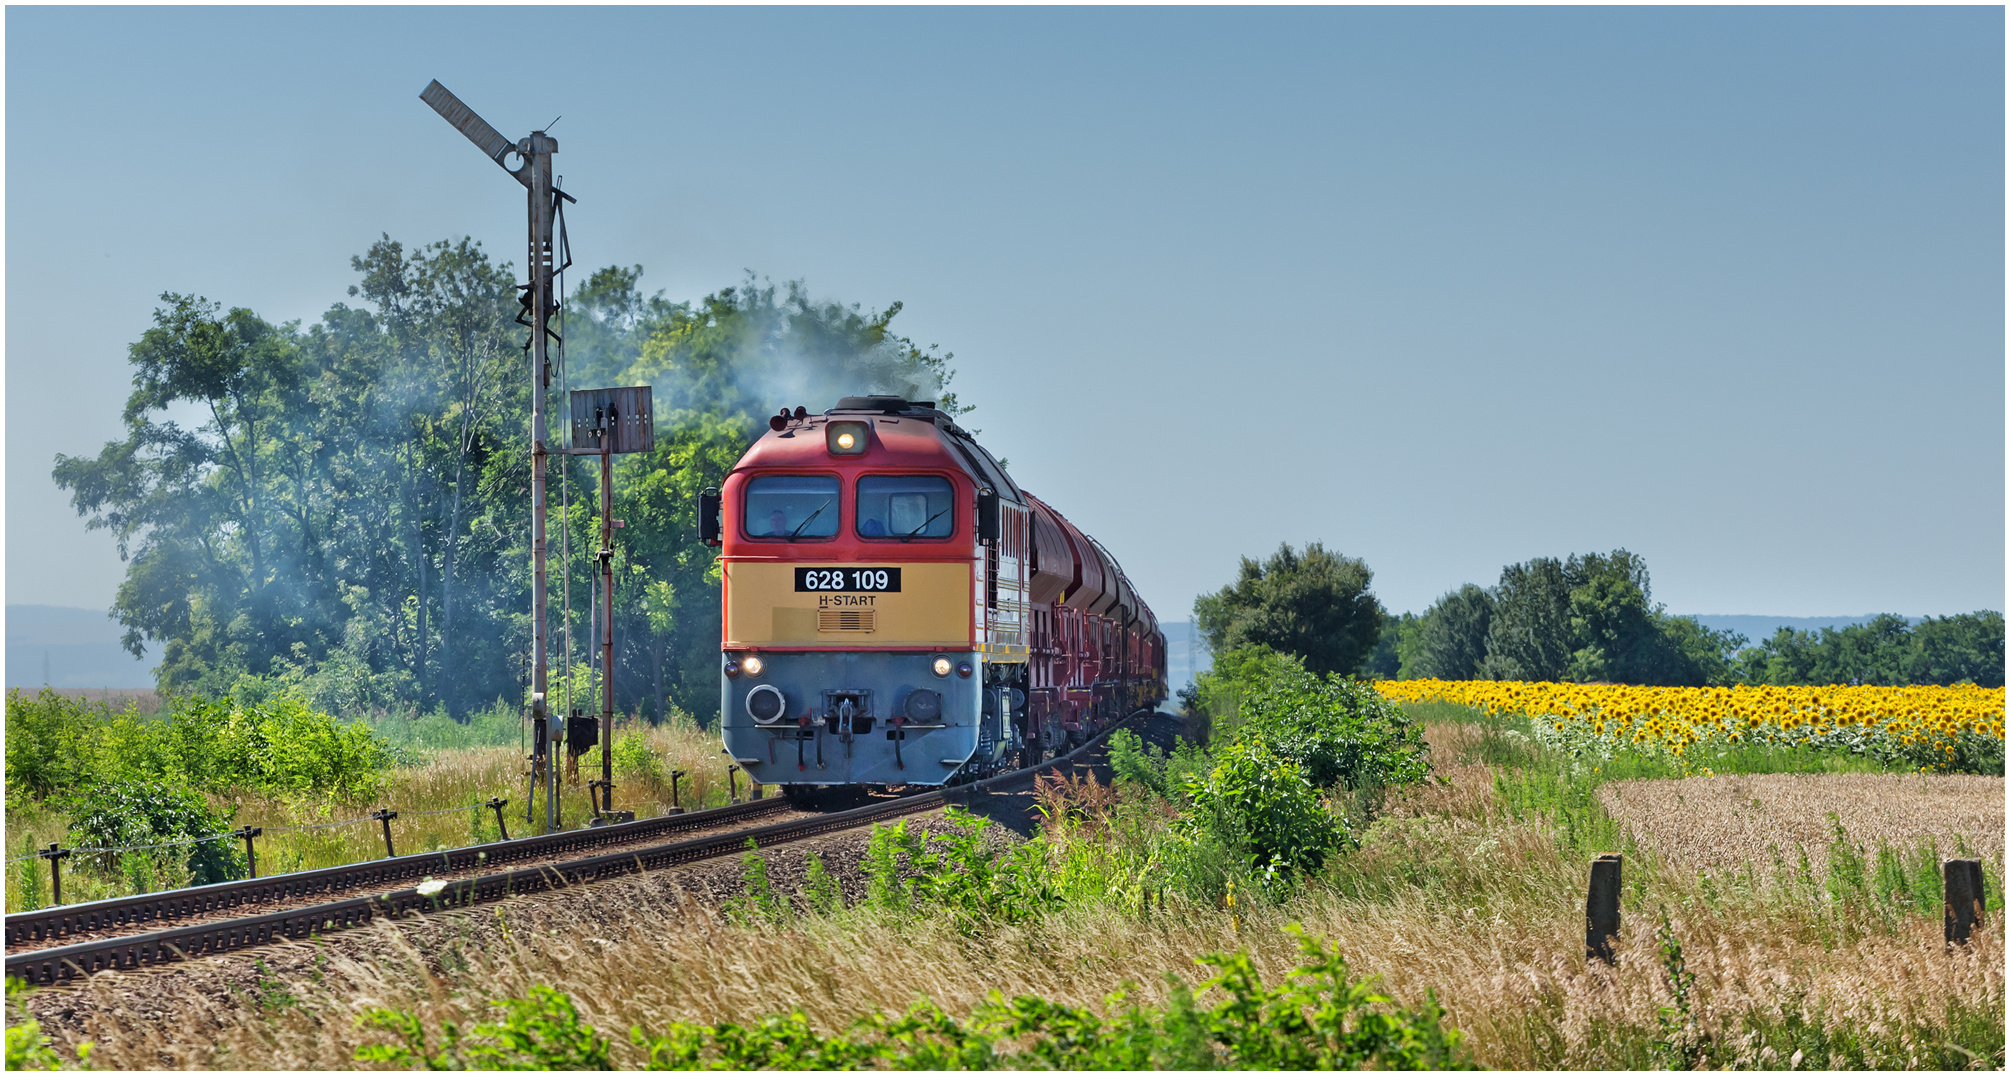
[
  {"left": 227, "top": 720, "right": 743, "bottom": 876},
  {"left": 15, "top": 720, "right": 2004, "bottom": 1070},
  {"left": 1600, "top": 772, "right": 2005, "bottom": 875}
]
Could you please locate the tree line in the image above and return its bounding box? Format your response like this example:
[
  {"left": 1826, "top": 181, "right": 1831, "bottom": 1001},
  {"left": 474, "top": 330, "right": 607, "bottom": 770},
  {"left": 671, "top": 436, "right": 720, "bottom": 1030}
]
[
  {"left": 56, "top": 237, "right": 963, "bottom": 724},
  {"left": 1195, "top": 544, "right": 2003, "bottom": 688}
]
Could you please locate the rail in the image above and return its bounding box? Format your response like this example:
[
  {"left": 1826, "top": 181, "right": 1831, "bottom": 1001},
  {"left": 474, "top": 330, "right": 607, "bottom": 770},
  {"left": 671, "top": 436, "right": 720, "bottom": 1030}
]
[
  {"left": 4, "top": 798, "right": 789, "bottom": 949},
  {"left": 4, "top": 710, "right": 1153, "bottom": 985}
]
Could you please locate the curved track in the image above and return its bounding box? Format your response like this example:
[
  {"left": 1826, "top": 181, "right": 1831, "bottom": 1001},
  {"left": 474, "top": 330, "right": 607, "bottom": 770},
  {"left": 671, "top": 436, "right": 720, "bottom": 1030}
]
[
  {"left": 5, "top": 711, "right": 1150, "bottom": 985},
  {"left": 5, "top": 798, "right": 795, "bottom": 954}
]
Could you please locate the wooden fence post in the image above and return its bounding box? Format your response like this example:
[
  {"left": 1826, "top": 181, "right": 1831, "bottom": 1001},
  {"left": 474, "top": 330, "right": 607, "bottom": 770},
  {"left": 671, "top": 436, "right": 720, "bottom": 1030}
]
[
  {"left": 1586, "top": 853, "right": 1623, "bottom": 964},
  {"left": 1945, "top": 858, "right": 1986, "bottom": 945}
]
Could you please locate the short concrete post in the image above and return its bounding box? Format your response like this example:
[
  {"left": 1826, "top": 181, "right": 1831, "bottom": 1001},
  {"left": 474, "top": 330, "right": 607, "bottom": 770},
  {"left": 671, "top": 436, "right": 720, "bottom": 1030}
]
[
  {"left": 1945, "top": 858, "right": 1986, "bottom": 945},
  {"left": 1586, "top": 853, "right": 1623, "bottom": 964}
]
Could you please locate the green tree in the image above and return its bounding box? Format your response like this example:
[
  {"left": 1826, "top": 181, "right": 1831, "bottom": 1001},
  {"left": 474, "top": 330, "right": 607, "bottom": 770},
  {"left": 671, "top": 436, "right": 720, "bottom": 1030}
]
[
  {"left": 1483, "top": 557, "right": 1572, "bottom": 682},
  {"left": 1732, "top": 612, "right": 2003, "bottom": 687},
  {"left": 57, "top": 246, "right": 968, "bottom": 725},
  {"left": 53, "top": 294, "right": 335, "bottom": 695},
  {"left": 1560, "top": 549, "right": 1659, "bottom": 682},
  {"left": 1193, "top": 543, "right": 1384, "bottom": 677},
  {"left": 1400, "top": 584, "right": 1495, "bottom": 680}
]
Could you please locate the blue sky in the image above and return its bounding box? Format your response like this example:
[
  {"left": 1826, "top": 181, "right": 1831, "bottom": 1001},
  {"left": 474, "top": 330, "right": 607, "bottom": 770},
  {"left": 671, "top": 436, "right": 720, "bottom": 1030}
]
[{"left": 6, "top": 6, "right": 2003, "bottom": 624}]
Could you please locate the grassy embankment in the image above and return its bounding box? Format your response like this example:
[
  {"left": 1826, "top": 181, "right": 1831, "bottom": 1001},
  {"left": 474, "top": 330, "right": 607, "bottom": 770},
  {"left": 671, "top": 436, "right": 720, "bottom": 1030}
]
[
  {"left": 4, "top": 693, "right": 737, "bottom": 913},
  {"left": 12, "top": 692, "right": 2001, "bottom": 1070}
]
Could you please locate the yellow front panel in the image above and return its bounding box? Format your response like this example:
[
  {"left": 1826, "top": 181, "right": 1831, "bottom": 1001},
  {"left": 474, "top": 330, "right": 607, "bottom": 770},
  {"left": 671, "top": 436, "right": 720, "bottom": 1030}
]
[{"left": 725, "top": 561, "right": 973, "bottom": 648}]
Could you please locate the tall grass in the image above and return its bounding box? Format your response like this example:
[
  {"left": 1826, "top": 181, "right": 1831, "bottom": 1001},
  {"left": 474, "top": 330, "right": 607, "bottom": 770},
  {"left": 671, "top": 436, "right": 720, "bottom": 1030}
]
[
  {"left": 4, "top": 715, "right": 738, "bottom": 911},
  {"left": 10, "top": 701, "right": 2001, "bottom": 1069}
]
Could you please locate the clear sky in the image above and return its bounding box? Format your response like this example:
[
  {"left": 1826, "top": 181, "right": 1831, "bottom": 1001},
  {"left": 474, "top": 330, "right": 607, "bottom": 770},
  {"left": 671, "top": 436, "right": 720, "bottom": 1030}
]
[{"left": 6, "top": 6, "right": 2003, "bottom": 625}]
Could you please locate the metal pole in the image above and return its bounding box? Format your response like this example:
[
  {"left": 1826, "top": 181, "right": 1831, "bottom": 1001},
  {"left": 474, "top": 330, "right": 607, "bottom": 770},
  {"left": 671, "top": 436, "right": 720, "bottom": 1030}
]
[
  {"left": 236, "top": 826, "right": 262, "bottom": 880},
  {"left": 373, "top": 809, "right": 399, "bottom": 859},
  {"left": 601, "top": 428, "right": 615, "bottom": 812},
  {"left": 38, "top": 843, "right": 68, "bottom": 906},
  {"left": 488, "top": 797, "right": 511, "bottom": 842},
  {"left": 526, "top": 130, "right": 558, "bottom": 835}
]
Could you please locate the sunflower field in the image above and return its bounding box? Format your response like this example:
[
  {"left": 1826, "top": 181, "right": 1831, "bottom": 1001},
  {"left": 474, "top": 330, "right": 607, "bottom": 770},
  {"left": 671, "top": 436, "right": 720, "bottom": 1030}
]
[{"left": 1374, "top": 679, "right": 2005, "bottom": 775}]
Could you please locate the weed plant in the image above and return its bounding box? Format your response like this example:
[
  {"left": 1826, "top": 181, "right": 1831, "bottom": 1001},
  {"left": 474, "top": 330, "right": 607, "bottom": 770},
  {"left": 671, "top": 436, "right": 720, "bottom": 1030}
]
[
  {"left": 3, "top": 689, "right": 736, "bottom": 911},
  {"left": 350, "top": 929, "right": 1471, "bottom": 1070}
]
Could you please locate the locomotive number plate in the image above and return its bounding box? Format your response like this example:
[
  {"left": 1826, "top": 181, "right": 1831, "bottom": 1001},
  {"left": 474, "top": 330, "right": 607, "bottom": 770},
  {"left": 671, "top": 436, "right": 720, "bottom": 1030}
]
[{"left": 795, "top": 567, "right": 903, "bottom": 592}]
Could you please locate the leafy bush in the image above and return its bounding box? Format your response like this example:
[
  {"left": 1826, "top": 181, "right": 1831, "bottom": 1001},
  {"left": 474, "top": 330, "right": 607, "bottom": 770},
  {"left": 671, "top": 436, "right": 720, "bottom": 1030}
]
[
  {"left": 1190, "top": 644, "right": 1304, "bottom": 739},
  {"left": 1177, "top": 739, "right": 1350, "bottom": 891},
  {"left": 354, "top": 930, "right": 1473, "bottom": 1070},
  {"left": 157, "top": 692, "right": 389, "bottom": 798},
  {"left": 357, "top": 984, "right": 612, "bottom": 1070},
  {"left": 1229, "top": 665, "right": 1433, "bottom": 812},
  {"left": 1107, "top": 728, "right": 1211, "bottom": 799},
  {"left": 5, "top": 686, "right": 391, "bottom": 806},
  {"left": 4, "top": 689, "right": 117, "bottom": 805},
  {"left": 66, "top": 779, "right": 243, "bottom": 887},
  {"left": 612, "top": 729, "right": 665, "bottom": 784},
  {"left": 729, "top": 838, "right": 785, "bottom": 927},
  {"left": 861, "top": 809, "right": 1054, "bottom": 930}
]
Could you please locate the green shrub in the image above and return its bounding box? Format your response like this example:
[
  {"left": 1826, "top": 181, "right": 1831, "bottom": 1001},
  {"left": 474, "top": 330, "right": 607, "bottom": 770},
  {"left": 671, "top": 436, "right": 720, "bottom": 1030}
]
[
  {"left": 7, "top": 687, "right": 391, "bottom": 804},
  {"left": 1108, "top": 728, "right": 1211, "bottom": 799},
  {"left": 1231, "top": 667, "right": 1432, "bottom": 796},
  {"left": 4, "top": 689, "right": 115, "bottom": 805},
  {"left": 355, "top": 930, "right": 1473, "bottom": 1070},
  {"left": 1178, "top": 739, "right": 1349, "bottom": 893},
  {"left": 157, "top": 692, "right": 388, "bottom": 798},
  {"left": 66, "top": 779, "right": 243, "bottom": 886},
  {"left": 729, "top": 839, "right": 784, "bottom": 927},
  {"left": 6, "top": 977, "right": 93, "bottom": 1071},
  {"left": 357, "top": 984, "right": 613, "bottom": 1070},
  {"left": 858, "top": 809, "right": 1054, "bottom": 930},
  {"left": 612, "top": 729, "right": 664, "bottom": 784}
]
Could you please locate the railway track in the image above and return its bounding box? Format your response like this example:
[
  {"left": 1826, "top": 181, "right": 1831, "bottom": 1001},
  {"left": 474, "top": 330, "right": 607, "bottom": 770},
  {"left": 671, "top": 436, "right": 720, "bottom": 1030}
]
[
  {"left": 5, "top": 711, "right": 1149, "bottom": 985},
  {"left": 5, "top": 796, "right": 796, "bottom": 954}
]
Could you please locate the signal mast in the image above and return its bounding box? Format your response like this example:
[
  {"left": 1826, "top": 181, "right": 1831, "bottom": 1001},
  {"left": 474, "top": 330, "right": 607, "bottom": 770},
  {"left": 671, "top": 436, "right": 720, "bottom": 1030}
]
[{"left": 420, "top": 82, "right": 650, "bottom": 832}]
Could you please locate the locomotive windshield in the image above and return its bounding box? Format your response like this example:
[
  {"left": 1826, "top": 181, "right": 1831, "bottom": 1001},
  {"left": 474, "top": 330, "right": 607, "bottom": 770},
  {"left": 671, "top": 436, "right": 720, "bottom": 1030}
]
[
  {"left": 856, "top": 474, "right": 954, "bottom": 539},
  {"left": 743, "top": 474, "right": 840, "bottom": 539}
]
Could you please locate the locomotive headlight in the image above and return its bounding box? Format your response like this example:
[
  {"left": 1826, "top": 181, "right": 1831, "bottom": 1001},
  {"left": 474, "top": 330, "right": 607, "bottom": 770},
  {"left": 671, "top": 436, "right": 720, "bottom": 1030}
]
[
  {"left": 723, "top": 656, "right": 741, "bottom": 678},
  {"left": 826, "top": 421, "right": 869, "bottom": 455},
  {"left": 746, "top": 684, "right": 786, "bottom": 724},
  {"left": 931, "top": 656, "right": 953, "bottom": 678},
  {"left": 741, "top": 654, "right": 765, "bottom": 677},
  {"left": 957, "top": 661, "right": 974, "bottom": 679}
]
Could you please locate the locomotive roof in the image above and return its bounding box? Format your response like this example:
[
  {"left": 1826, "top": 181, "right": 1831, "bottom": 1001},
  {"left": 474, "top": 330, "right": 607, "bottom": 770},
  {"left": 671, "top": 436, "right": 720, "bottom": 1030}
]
[{"left": 735, "top": 397, "right": 1023, "bottom": 502}]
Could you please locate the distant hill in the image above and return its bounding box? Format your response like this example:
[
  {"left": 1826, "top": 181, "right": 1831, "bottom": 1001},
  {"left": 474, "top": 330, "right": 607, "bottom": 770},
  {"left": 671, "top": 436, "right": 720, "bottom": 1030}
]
[
  {"left": 5, "top": 605, "right": 157, "bottom": 689},
  {"left": 1678, "top": 614, "right": 1922, "bottom": 643}
]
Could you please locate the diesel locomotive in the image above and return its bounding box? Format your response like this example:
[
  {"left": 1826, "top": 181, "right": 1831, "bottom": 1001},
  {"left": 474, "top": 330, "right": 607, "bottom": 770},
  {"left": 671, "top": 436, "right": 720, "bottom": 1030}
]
[{"left": 699, "top": 395, "right": 1166, "bottom": 797}]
